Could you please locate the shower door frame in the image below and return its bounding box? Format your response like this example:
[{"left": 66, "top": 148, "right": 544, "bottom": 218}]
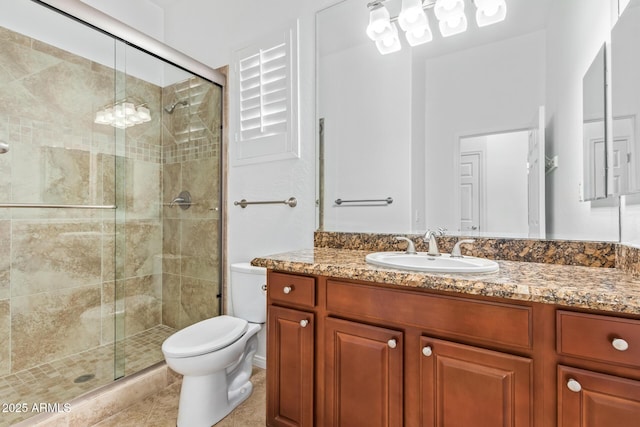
[{"left": 31, "top": 0, "right": 227, "bottom": 378}]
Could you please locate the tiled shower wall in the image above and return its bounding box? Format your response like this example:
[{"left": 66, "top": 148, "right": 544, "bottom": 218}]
[
  {"left": 161, "top": 77, "right": 222, "bottom": 330},
  {"left": 0, "top": 26, "right": 221, "bottom": 375}
]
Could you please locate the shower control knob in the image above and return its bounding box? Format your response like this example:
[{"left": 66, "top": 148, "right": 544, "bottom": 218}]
[
  {"left": 300, "top": 319, "right": 309, "bottom": 328},
  {"left": 283, "top": 286, "right": 293, "bottom": 294}
]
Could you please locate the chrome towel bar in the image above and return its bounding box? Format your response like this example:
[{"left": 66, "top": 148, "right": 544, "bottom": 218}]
[
  {"left": 0, "top": 203, "right": 117, "bottom": 209},
  {"left": 234, "top": 197, "right": 297, "bottom": 208},
  {"left": 334, "top": 197, "right": 393, "bottom": 206}
]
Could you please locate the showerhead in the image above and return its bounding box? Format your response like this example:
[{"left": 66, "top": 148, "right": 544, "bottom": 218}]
[{"left": 164, "top": 100, "right": 189, "bottom": 114}]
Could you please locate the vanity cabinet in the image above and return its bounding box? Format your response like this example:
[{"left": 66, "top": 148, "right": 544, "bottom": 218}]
[
  {"left": 267, "top": 272, "right": 540, "bottom": 427},
  {"left": 324, "top": 317, "right": 403, "bottom": 427},
  {"left": 419, "top": 336, "right": 533, "bottom": 426},
  {"left": 557, "top": 365, "right": 640, "bottom": 427},
  {"left": 266, "top": 273, "right": 316, "bottom": 427},
  {"left": 556, "top": 311, "right": 640, "bottom": 426}
]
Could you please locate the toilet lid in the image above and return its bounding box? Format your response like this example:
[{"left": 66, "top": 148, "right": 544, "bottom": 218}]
[{"left": 162, "top": 315, "right": 248, "bottom": 358}]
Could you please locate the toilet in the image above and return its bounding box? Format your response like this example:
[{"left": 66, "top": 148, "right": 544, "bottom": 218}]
[{"left": 162, "top": 262, "right": 266, "bottom": 427}]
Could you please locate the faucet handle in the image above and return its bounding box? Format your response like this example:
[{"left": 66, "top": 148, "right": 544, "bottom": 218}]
[
  {"left": 395, "top": 236, "right": 417, "bottom": 254},
  {"left": 451, "top": 239, "right": 475, "bottom": 258}
]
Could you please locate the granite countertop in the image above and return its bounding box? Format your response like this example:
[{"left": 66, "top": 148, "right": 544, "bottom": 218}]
[{"left": 252, "top": 247, "right": 640, "bottom": 315}]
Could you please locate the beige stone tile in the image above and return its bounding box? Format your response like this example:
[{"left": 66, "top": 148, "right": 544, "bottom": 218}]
[
  {"left": 161, "top": 273, "right": 181, "bottom": 329},
  {"left": 162, "top": 162, "right": 182, "bottom": 219},
  {"left": 179, "top": 276, "right": 219, "bottom": 329},
  {"left": 11, "top": 220, "right": 102, "bottom": 297},
  {"left": 0, "top": 300, "right": 10, "bottom": 376},
  {"left": 124, "top": 159, "right": 161, "bottom": 220},
  {"left": 180, "top": 218, "right": 218, "bottom": 281},
  {"left": 40, "top": 146, "right": 91, "bottom": 205},
  {"left": 161, "top": 218, "right": 181, "bottom": 275},
  {"left": 67, "top": 365, "right": 168, "bottom": 427},
  {"left": 181, "top": 157, "right": 218, "bottom": 218},
  {"left": 11, "top": 285, "right": 101, "bottom": 371},
  {"left": 0, "top": 220, "right": 9, "bottom": 300},
  {"left": 124, "top": 275, "right": 161, "bottom": 337},
  {"left": 124, "top": 220, "right": 162, "bottom": 278}
]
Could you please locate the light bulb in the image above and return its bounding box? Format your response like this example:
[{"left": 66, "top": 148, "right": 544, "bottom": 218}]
[
  {"left": 475, "top": 0, "right": 506, "bottom": 27},
  {"left": 399, "top": 0, "right": 428, "bottom": 31},
  {"left": 137, "top": 106, "right": 151, "bottom": 122},
  {"left": 484, "top": 3, "right": 499, "bottom": 16},
  {"left": 447, "top": 15, "right": 462, "bottom": 27},
  {"left": 366, "top": 4, "right": 392, "bottom": 41},
  {"left": 443, "top": 0, "right": 458, "bottom": 11},
  {"left": 123, "top": 102, "right": 135, "bottom": 116}
]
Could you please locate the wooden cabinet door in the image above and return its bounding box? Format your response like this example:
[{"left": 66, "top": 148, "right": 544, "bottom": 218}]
[
  {"left": 558, "top": 365, "right": 640, "bottom": 427},
  {"left": 267, "top": 305, "right": 314, "bottom": 427},
  {"left": 325, "top": 317, "right": 403, "bottom": 427},
  {"left": 419, "top": 336, "right": 533, "bottom": 427}
]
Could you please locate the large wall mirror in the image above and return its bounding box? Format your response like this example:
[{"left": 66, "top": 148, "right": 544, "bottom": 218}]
[
  {"left": 582, "top": 44, "right": 608, "bottom": 201},
  {"left": 316, "top": 0, "right": 624, "bottom": 242},
  {"left": 611, "top": 0, "right": 640, "bottom": 196}
]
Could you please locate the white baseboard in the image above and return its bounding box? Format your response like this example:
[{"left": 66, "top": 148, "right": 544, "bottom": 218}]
[{"left": 253, "top": 354, "right": 266, "bottom": 369}]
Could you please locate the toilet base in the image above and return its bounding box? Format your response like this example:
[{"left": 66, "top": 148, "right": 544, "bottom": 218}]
[
  {"left": 175, "top": 331, "right": 259, "bottom": 427},
  {"left": 176, "top": 372, "right": 253, "bottom": 427}
]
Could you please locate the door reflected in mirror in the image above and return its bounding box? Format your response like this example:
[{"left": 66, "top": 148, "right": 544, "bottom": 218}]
[
  {"left": 458, "top": 123, "right": 544, "bottom": 239},
  {"left": 582, "top": 44, "right": 608, "bottom": 201}
]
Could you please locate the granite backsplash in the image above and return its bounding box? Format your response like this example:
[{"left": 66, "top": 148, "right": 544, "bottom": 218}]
[{"left": 314, "top": 231, "right": 640, "bottom": 275}]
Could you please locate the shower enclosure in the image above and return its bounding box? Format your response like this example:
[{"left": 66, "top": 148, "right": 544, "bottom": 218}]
[{"left": 0, "top": 1, "right": 224, "bottom": 425}]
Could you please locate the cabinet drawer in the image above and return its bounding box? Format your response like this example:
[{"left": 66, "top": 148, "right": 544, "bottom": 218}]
[
  {"left": 557, "top": 311, "right": 640, "bottom": 368},
  {"left": 269, "top": 272, "right": 316, "bottom": 308},
  {"left": 326, "top": 280, "right": 532, "bottom": 350}
]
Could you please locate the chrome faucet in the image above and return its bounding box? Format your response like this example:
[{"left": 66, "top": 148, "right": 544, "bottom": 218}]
[
  {"left": 423, "top": 228, "right": 445, "bottom": 256},
  {"left": 451, "top": 239, "right": 475, "bottom": 258},
  {"left": 395, "top": 236, "right": 417, "bottom": 254}
]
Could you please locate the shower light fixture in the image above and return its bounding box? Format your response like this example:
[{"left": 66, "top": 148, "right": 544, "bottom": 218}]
[
  {"left": 94, "top": 100, "right": 151, "bottom": 129},
  {"left": 366, "top": 0, "right": 507, "bottom": 54}
]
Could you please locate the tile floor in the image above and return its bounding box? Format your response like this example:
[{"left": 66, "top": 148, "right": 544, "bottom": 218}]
[
  {"left": 91, "top": 368, "right": 266, "bottom": 427},
  {"left": 0, "top": 325, "right": 175, "bottom": 426}
]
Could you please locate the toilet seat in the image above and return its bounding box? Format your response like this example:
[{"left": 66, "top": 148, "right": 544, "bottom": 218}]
[{"left": 162, "top": 315, "right": 248, "bottom": 358}]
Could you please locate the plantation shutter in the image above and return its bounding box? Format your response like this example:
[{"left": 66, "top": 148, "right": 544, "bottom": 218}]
[{"left": 234, "top": 24, "right": 299, "bottom": 164}]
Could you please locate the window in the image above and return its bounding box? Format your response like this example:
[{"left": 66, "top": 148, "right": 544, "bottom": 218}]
[{"left": 233, "top": 22, "right": 299, "bottom": 164}]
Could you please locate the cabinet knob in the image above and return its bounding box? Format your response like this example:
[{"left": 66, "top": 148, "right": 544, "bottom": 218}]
[
  {"left": 300, "top": 319, "right": 309, "bottom": 328},
  {"left": 422, "top": 346, "right": 433, "bottom": 357},
  {"left": 283, "top": 285, "right": 293, "bottom": 294},
  {"left": 567, "top": 378, "right": 582, "bottom": 393},
  {"left": 612, "top": 338, "right": 629, "bottom": 351},
  {"left": 387, "top": 339, "right": 397, "bottom": 349}
]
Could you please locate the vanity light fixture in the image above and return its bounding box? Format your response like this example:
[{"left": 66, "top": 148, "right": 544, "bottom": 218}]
[
  {"left": 474, "top": 0, "right": 507, "bottom": 27},
  {"left": 94, "top": 100, "right": 151, "bottom": 129},
  {"left": 366, "top": 0, "right": 507, "bottom": 54}
]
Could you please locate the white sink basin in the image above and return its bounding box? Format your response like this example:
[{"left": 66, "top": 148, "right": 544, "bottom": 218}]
[{"left": 365, "top": 252, "right": 499, "bottom": 273}]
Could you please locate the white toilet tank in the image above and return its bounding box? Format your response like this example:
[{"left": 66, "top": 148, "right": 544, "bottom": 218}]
[{"left": 230, "top": 262, "right": 266, "bottom": 323}]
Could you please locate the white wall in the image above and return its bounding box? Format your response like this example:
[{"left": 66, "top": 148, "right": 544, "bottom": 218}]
[
  {"left": 81, "top": 0, "right": 165, "bottom": 41},
  {"left": 545, "top": 0, "right": 619, "bottom": 241},
  {"left": 424, "top": 30, "right": 546, "bottom": 233},
  {"left": 156, "top": 0, "right": 340, "bottom": 276},
  {"left": 319, "top": 42, "right": 413, "bottom": 232},
  {"left": 459, "top": 132, "right": 529, "bottom": 236}
]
